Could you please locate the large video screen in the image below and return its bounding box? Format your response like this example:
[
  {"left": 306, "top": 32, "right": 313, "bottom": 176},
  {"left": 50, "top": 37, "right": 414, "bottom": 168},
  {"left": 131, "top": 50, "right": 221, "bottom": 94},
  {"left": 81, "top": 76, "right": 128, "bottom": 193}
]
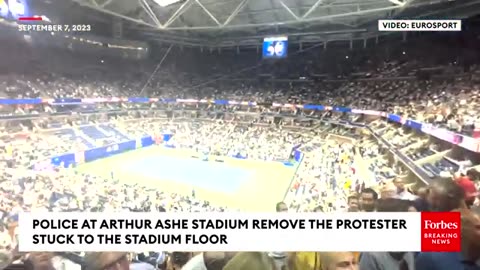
[
  {"left": 0, "top": 0, "right": 29, "bottom": 20},
  {"left": 263, "top": 36, "right": 288, "bottom": 59}
]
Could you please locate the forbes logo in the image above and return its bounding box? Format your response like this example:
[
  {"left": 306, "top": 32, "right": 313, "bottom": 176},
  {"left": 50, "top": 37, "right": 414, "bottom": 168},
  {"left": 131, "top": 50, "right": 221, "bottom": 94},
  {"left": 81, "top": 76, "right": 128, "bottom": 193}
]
[
  {"left": 424, "top": 220, "right": 459, "bottom": 230},
  {"left": 421, "top": 212, "right": 461, "bottom": 252}
]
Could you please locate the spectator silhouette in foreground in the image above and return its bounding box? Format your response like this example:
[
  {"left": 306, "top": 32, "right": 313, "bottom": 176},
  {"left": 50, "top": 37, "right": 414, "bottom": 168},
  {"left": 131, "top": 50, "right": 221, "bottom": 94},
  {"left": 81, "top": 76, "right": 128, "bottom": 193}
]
[
  {"left": 84, "top": 252, "right": 129, "bottom": 270},
  {"left": 393, "top": 178, "right": 416, "bottom": 201},
  {"left": 222, "top": 252, "right": 279, "bottom": 270},
  {"left": 380, "top": 182, "right": 396, "bottom": 199},
  {"left": 416, "top": 208, "right": 480, "bottom": 270},
  {"left": 360, "top": 188, "right": 378, "bottom": 212},
  {"left": 292, "top": 251, "right": 359, "bottom": 269},
  {"left": 227, "top": 201, "right": 292, "bottom": 270},
  {"left": 347, "top": 195, "right": 359, "bottom": 212},
  {"left": 359, "top": 198, "right": 416, "bottom": 270},
  {"left": 412, "top": 187, "right": 430, "bottom": 212},
  {"left": 455, "top": 176, "right": 478, "bottom": 209},
  {"left": 168, "top": 252, "right": 192, "bottom": 270},
  {"left": 275, "top": 202, "right": 288, "bottom": 213},
  {"left": 21, "top": 253, "right": 55, "bottom": 270},
  {"left": 181, "top": 252, "right": 236, "bottom": 270},
  {"left": 129, "top": 252, "right": 157, "bottom": 270},
  {"left": 1, "top": 252, "right": 61, "bottom": 270},
  {"left": 427, "top": 178, "right": 467, "bottom": 212},
  {"left": 269, "top": 202, "right": 289, "bottom": 268},
  {"left": 318, "top": 252, "right": 358, "bottom": 270}
]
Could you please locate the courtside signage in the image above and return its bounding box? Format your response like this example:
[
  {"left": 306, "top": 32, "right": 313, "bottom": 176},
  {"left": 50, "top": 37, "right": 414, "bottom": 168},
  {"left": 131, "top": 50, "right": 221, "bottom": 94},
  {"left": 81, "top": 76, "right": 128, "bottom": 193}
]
[{"left": 378, "top": 20, "right": 462, "bottom": 31}]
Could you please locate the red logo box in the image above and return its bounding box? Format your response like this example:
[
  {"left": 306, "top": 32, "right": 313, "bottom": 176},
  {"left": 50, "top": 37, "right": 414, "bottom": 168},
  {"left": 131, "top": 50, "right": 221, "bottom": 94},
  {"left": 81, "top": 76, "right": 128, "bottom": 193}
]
[{"left": 421, "top": 212, "right": 461, "bottom": 252}]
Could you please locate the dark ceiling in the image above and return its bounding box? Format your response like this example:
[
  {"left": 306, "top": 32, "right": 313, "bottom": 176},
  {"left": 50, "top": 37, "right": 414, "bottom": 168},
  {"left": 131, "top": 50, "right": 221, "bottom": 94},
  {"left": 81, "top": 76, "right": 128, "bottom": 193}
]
[{"left": 27, "top": 0, "right": 480, "bottom": 47}]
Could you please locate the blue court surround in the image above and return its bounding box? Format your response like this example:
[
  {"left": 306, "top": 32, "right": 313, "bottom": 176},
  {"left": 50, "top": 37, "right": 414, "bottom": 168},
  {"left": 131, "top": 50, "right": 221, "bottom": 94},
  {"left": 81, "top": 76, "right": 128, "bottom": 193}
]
[{"left": 126, "top": 155, "right": 255, "bottom": 193}]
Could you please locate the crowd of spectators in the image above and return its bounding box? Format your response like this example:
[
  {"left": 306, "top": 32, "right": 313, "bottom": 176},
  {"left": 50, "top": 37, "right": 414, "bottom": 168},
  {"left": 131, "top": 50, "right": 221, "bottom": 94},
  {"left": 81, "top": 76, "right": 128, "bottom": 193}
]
[
  {"left": 2, "top": 36, "right": 480, "bottom": 138},
  {"left": 0, "top": 31, "right": 480, "bottom": 270},
  {"left": 1, "top": 110, "right": 478, "bottom": 269}
]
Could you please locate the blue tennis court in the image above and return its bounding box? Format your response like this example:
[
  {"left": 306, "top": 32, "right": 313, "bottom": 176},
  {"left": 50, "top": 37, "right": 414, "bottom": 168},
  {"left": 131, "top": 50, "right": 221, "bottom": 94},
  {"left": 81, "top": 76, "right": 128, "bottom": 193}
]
[
  {"left": 78, "top": 147, "right": 296, "bottom": 210},
  {"left": 125, "top": 155, "right": 255, "bottom": 193}
]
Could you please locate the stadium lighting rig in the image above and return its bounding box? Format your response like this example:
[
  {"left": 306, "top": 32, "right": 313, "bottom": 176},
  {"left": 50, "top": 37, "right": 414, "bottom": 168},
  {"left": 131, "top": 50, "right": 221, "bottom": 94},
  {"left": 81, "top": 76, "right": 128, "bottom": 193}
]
[
  {"left": 388, "top": 0, "right": 406, "bottom": 6},
  {"left": 153, "top": 0, "right": 183, "bottom": 7}
]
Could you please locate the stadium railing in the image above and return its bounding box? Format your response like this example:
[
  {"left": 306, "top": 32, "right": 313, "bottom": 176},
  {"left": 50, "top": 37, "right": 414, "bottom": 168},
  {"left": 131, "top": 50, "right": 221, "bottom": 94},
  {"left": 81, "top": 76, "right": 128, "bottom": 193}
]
[
  {"left": 24, "top": 110, "right": 431, "bottom": 186},
  {"left": 1, "top": 98, "right": 477, "bottom": 152}
]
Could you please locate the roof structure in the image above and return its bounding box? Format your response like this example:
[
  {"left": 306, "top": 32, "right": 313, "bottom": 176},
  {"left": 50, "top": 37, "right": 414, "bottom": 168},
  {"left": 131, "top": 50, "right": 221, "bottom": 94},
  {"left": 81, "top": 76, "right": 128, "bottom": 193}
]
[{"left": 43, "top": 0, "right": 480, "bottom": 47}]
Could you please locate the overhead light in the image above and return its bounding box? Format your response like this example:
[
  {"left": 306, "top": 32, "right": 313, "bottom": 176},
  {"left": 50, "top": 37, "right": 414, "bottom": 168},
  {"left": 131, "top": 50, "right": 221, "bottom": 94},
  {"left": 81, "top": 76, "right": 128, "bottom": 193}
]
[
  {"left": 388, "top": 0, "right": 406, "bottom": 6},
  {"left": 153, "top": 0, "right": 182, "bottom": 7},
  {"left": 41, "top": 15, "right": 51, "bottom": 22}
]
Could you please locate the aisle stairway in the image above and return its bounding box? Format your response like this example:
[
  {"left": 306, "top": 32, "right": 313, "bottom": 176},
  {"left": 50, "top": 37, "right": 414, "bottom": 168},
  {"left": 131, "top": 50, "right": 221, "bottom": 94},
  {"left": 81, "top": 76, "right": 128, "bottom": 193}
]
[
  {"left": 99, "top": 123, "right": 130, "bottom": 141},
  {"left": 79, "top": 125, "right": 107, "bottom": 140},
  {"left": 79, "top": 124, "right": 132, "bottom": 145},
  {"left": 50, "top": 128, "right": 95, "bottom": 148}
]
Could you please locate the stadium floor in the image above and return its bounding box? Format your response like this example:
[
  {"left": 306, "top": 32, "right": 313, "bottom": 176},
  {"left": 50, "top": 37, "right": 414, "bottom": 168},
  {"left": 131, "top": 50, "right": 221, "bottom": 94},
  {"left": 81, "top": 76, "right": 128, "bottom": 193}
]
[{"left": 77, "top": 147, "right": 295, "bottom": 211}]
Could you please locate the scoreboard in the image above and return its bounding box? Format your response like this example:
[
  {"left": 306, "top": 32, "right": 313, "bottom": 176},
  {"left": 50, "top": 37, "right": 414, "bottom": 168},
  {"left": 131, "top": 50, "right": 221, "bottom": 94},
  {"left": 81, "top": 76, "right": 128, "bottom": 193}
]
[
  {"left": 262, "top": 36, "right": 288, "bottom": 59},
  {"left": 0, "top": 0, "right": 29, "bottom": 20}
]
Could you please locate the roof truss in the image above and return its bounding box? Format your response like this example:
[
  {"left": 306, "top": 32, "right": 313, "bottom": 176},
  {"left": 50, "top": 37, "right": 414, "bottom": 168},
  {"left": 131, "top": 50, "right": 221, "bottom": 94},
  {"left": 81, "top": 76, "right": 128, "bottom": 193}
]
[
  {"left": 75, "top": 0, "right": 407, "bottom": 30},
  {"left": 67, "top": 0, "right": 480, "bottom": 47}
]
